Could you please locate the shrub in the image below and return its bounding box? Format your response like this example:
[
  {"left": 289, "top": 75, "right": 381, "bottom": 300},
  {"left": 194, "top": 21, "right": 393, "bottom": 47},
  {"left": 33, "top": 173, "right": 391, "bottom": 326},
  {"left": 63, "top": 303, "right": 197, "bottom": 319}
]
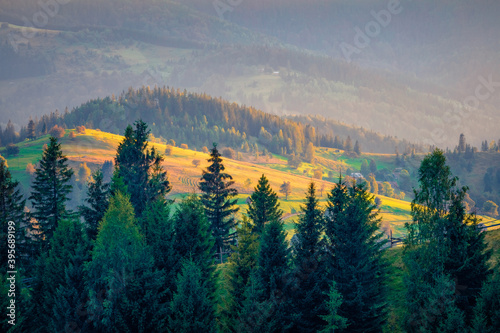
[
  {"left": 192, "top": 160, "right": 201, "bottom": 168},
  {"left": 6, "top": 144, "right": 19, "bottom": 156},
  {"left": 76, "top": 125, "right": 86, "bottom": 134},
  {"left": 202, "top": 146, "right": 209, "bottom": 154},
  {"left": 222, "top": 148, "right": 236, "bottom": 159},
  {"left": 49, "top": 125, "right": 65, "bottom": 138},
  {"left": 69, "top": 132, "right": 77, "bottom": 139},
  {"left": 26, "top": 163, "right": 36, "bottom": 174},
  {"left": 180, "top": 143, "right": 188, "bottom": 149}
]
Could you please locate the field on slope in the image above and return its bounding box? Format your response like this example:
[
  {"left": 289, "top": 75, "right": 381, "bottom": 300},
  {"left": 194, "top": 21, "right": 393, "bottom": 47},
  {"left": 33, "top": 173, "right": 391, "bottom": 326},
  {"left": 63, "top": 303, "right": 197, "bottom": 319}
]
[{"left": 2, "top": 129, "right": 497, "bottom": 239}]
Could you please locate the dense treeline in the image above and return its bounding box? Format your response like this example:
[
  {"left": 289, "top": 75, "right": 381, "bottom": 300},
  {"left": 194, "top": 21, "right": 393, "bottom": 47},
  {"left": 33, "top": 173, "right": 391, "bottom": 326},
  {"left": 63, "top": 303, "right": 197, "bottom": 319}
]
[
  {"left": 0, "top": 120, "right": 499, "bottom": 332},
  {"left": 1, "top": 86, "right": 422, "bottom": 156}
]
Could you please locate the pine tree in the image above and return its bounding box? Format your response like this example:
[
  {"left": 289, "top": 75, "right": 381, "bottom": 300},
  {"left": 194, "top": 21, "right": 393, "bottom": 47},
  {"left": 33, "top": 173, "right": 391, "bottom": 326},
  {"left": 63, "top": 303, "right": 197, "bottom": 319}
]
[
  {"left": 403, "top": 246, "right": 465, "bottom": 332},
  {"left": 0, "top": 160, "right": 28, "bottom": 268},
  {"left": 320, "top": 281, "right": 348, "bottom": 333},
  {"left": 115, "top": 120, "right": 171, "bottom": 216},
  {"left": 26, "top": 219, "right": 91, "bottom": 332},
  {"left": 199, "top": 143, "right": 239, "bottom": 261},
  {"left": 29, "top": 136, "right": 74, "bottom": 250},
  {"left": 325, "top": 179, "right": 388, "bottom": 333},
  {"left": 222, "top": 217, "right": 259, "bottom": 332},
  {"left": 247, "top": 174, "right": 283, "bottom": 234},
  {"left": 291, "top": 182, "right": 328, "bottom": 332},
  {"left": 354, "top": 140, "right": 361, "bottom": 156},
  {"left": 254, "top": 218, "right": 294, "bottom": 330},
  {"left": 236, "top": 275, "right": 278, "bottom": 333},
  {"left": 472, "top": 265, "right": 500, "bottom": 332},
  {"left": 85, "top": 192, "right": 167, "bottom": 332},
  {"left": 171, "top": 195, "right": 215, "bottom": 290},
  {"left": 169, "top": 259, "right": 216, "bottom": 333},
  {"left": 442, "top": 188, "right": 492, "bottom": 323},
  {"left": 78, "top": 169, "right": 110, "bottom": 241},
  {"left": 27, "top": 118, "right": 36, "bottom": 140},
  {"left": 344, "top": 136, "right": 352, "bottom": 152}
]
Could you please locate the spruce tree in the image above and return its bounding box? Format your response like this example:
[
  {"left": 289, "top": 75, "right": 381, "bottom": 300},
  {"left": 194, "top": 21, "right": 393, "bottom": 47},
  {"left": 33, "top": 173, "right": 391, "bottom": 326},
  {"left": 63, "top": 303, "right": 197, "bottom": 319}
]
[
  {"left": 27, "top": 119, "right": 36, "bottom": 140},
  {"left": 403, "top": 246, "right": 465, "bottom": 332},
  {"left": 236, "top": 275, "right": 277, "bottom": 333},
  {"left": 222, "top": 217, "right": 259, "bottom": 331},
  {"left": 171, "top": 195, "right": 215, "bottom": 291},
  {"left": 472, "top": 264, "right": 500, "bottom": 332},
  {"left": 320, "top": 281, "right": 348, "bottom": 333},
  {"left": 0, "top": 160, "right": 27, "bottom": 268},
  {"left": 256, "top": 218, "right": 294, "bottom": 331},
  {"left": 169, "top": 259, "right": 216, "bottom": 333},
  {"left": 26, "top": 219, "right": 91, "bottom": 332},
  {"left": 199, "top": 143, "right": 239, "bottom": 261},
  {"left": 115, "top": 120, "right": 171, "bottom": 216},
  {"left": 29, "top": 136, "right": 73, "bottom": 250},
  {"left": 247, "top": 174, "right": 283, "bottom": 234},
  {"left": 78, "top": 169, "right": 110, "bottom": 241},
  {"left": 291, "top": 182, "right": 328, "bottom": 332},
  {"left": 325, "top": 179, "right": 388, "bottom": 333},
  {"left": 85, "top": 192, "right": 167, "bottom": 332}
]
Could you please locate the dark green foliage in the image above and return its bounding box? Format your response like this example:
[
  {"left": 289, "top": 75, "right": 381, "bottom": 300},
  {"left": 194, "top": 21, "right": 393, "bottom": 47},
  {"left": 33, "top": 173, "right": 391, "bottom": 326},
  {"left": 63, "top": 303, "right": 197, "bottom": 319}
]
[
  {"left": 5, "top": 144, "right": 19, "bottom": 156},
  {"left": 139, "top": 198, "right": 173, "bottom": 272},
  {"left": 236, "top": 276, "right": 278, "bottom": 333},
  {"left": 257, "top": 219, "right": 290, "bottom": 301},
  {"left": 85, "top": 192, "right": 167, "bottom": 332},
  {"left": 247, "top": 174, "right": 283, "bottom": 234},
  {"left": 78, "top": 169, "right": 110, "bottom": 241},
  {"left": 0, "top": 160, "right": 28, "bottom": 269},
  {"left": 404, "top": 149, "right": 492, "bottom": 329},
  {"left": 403, "top": 247, "right": 465, "bottom": 333},
  {"left": 294, "top": 182, "right": 324, "bottom": 258},
  {"left": 473, "top": 266, "right": 500, "bottom": 332},
  {"left": 199, "top": 143, "right": 239, "bottom": 259},
  {"left": 407, "top": 149, "right": 458, "bottom": 244},
  {"left": 320, "top": 281, "right": 348, "bottom": 333},
  {"left": 115, "top": 120, "right": 171, "bottom": 216},
  {"left": 25, "top": 218, "right": 91, "bottom": 332},
  {"left": 255, "top": 218, "right": 294, "bottom": 331},
  {"left": 171, "top": 195, "right": 215, "bottom": 290},
  {"left": 325, "top": 179, "right": 388, "bottom": 333},
  {"left": 442, "top": 190, "right": 492, "bottom": 322},
  {"left": 29, "top": 136, "right": 74, "bottom": 250},
  {"left": 169, "top": 259, "right": 216, "bottom": 333},
  {"left": 291, "top": 182, "right": 328, "bottom": 332},
  {"left": 222, "top": 217, "right": 259, "bottom": 332}
]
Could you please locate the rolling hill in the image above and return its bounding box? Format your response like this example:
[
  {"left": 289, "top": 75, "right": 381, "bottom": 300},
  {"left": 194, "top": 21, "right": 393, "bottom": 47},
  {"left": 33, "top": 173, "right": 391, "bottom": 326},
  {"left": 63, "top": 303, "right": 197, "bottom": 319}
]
[{"left": 1, "top": 128, "right": 498, "bottom": 240}]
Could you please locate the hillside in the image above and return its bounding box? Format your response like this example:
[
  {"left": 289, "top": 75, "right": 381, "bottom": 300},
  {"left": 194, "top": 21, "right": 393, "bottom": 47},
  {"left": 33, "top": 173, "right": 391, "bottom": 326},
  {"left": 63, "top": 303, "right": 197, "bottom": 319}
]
[
  {"left": 1, "top": 1, "right": 499, "bottom": 148},
  {"left": 1, "top": 128, "right": 498, "bottom": 240}
]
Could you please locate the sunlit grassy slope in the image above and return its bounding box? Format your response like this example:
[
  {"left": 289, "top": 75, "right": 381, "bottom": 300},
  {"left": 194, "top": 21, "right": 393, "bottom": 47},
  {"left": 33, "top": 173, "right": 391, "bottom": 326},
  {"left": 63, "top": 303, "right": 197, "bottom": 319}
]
[{"left": 1, "top": 129, "right": 497, "bottom": 240}]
